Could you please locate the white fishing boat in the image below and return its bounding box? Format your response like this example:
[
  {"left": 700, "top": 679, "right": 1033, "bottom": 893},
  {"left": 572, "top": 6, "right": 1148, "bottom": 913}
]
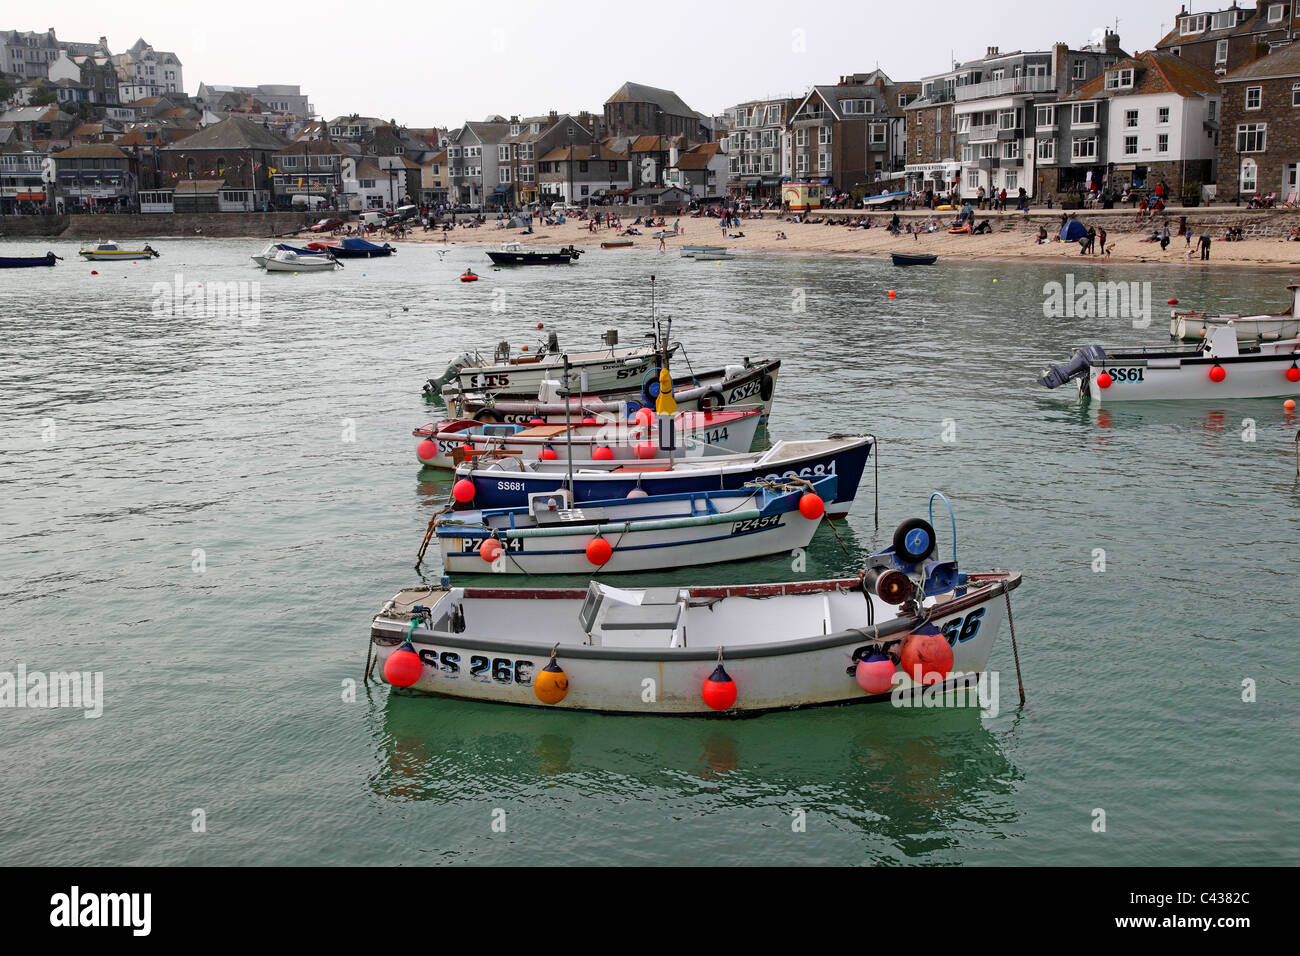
[
  {"left": 414, "top": 408, "right": 760, "bottom": 469},
  {"left": 78, "top": 240, "right": 159, "bottom": 261},
  {"left": 250, "top": 243, "right": 326, "bottom": 268},
  {"left": 1039, "top": 325, "right": 1300, "bottom": 402},
  {"left": 436, "top": 475, "right": 835, "bottom": 575},
  {"left": 429, "top": 329, "right": 680, "bottom": 399},
  {"left": 263, "top": 248, "right": 340, "bottom": 273},
  {"left": 1170, "top": 283, "right": 1300, "bottom": 342},
  {"left": 370, "top": 502, "right": 1023, "bottom": 716},
  {"left": 680, "top": 245, "right": 726, "bottom": 258}
]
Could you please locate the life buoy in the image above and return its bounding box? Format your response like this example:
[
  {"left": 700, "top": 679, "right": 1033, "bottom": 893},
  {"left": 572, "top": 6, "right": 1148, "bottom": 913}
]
[
  {"left": 758, "top": 373, "right": 775, "bottom": 402},
  {"left": 892, "top": 517, "right": 937, "bottom": 563},
  {"left": 641, "top": 367, "right": 662, "bottom": 407},
  {"left": 699, "top": 388, "right": 725, "bottom": 411}
]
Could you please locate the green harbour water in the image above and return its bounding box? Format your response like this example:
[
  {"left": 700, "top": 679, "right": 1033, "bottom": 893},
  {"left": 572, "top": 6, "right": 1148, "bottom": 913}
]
[{"left": 1, "top": 236, "right": 1297, "bottom": 865}]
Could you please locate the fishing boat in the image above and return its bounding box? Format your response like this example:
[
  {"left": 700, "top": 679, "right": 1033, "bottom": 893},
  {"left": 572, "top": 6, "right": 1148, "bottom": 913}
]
[
  {"left": 263, "top": 248, "right": 340, "bottom": 273},
  {"left": 427, "top": 330, "right": 678, "bottom": 400},
  {"left": 0, "top": 252, "right": 60, "bottom": 268},
  {"left": 862, "top": 191, "right": 910, "bottom": 210},
  {"left": 329, "top": 237, "right": 397, "bottom": 259},
  {"left": 369, "top": 501, "right": 1022, "bottom": 716},
  {"left": 890, "top": 252, "right": 937, "bottom": 266},
  {"left": 250, "top": 242, "right": 327, "bottom": 268},
  {"left": 78, "top": 241, "right": 159, "bottom": 261},
  {"left": 414, "top": 408, "right": 761, "bottom": 469},
  {"left": 1038, "top": 325, "right": 1300, "bottom": 402},
  {"left": 436, "top": 475, "right": 835, "bottom": 575},
  {"left": 601, "top": 239, "right": 633, "bottom": 249},
  {"left": 1171, "top": 283, "right": 1300, "bottom": 343},
  {"left": 440, "top": 358, "right": 781, "bottom": 421},
  {"left": 451, "top": 435, "right": 874, "bottom": 518},
  {"left": 486, "top": 242, "right": 581, "bottom": 265},
  {"left": 680, "top": 245, "right": 726, "bottom": 258}
]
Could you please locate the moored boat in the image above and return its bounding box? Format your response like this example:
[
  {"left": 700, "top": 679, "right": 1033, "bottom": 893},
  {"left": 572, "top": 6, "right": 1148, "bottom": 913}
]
[
  {"left": 78, "top": 241, "right": 160, "bottom": 261},
  {"left": 330, "top": 237, "right": 397, "bottom": 258},
  {"left": 0, "top": 251, "right": 61, "bottom": 268},
  {"left": 601, "top": 239, "right": 633, "bottom": 248},
  {"left": 486, "top": 242, "right": 581, "bottom": 265},
  {"left": 1171, "top": 284, "right": 1300, "bottom": 342},
  {"left": 435, "top": 475, "right": 835, "bottom": 575},
  {"left": 1038, "top": 325, "right": 1300, "bottom": 402},
  {"left": 891, "top": 252, "right": 937, "bottom": 266},
  {"left": 414, "top": 408, "right": 761, "bottom": 469},
  {"left": 370, "top": 505, "right": 1021, "bottom": 716},
  {"left": 680, "top": 245, "right": 726, "bottom": 258},
  {"left": 263, "top": 248, "right": 340, "bottom": 272},
  {"left": 451, "top": 435, "right": 874, "bottom": 518},
  {"left": 250, "top": 242, "right": 327, "bottom": 267}
]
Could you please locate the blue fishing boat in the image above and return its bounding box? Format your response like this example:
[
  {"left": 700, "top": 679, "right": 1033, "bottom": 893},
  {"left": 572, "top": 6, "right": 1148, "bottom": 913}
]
[
  {"left": 329, "top": 237, "right": 396, "bottom": 258},
  {"left": 0, "top": 252, "right": 60, "bottom": 268},
  {"left": 453, "top": 436, "right": 873, "bottom": 518}
]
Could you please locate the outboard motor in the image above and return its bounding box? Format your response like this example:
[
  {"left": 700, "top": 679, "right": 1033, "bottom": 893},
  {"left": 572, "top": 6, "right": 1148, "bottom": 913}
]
[
  {"left": 1038, "top": 344, "right": 1106, "bottom": 389},
  {"left": 494, "top": 341, "right": 510, "bottom": 363},
  {"left": 546, "top": 331, "right": 559, "bottom": 354},
  {"left": 423, "top": 352, "right": 474, "bottom": 395}
]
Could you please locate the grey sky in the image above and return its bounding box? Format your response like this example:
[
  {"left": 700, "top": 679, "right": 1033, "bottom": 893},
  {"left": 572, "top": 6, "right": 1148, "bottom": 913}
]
[{"left": 34, "top": 0, "right": 1173, "bottom": 125}]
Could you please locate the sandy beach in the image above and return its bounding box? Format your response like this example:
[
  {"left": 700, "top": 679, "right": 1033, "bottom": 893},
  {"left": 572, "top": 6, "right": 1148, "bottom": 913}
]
[{"left": 393, "top": 207, "right": 1300, "bottom": 272}]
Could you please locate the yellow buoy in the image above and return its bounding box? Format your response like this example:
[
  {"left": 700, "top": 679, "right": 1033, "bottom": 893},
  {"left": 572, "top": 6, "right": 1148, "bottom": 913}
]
[{"left": 534, "top": 653, "right": 569, "bottom": 704}]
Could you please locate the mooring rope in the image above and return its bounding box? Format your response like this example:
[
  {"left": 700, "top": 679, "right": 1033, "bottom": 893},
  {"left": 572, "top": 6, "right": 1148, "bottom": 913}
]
[{"left": 1004, "top": 584, "right": 1025, "bottom": 706}]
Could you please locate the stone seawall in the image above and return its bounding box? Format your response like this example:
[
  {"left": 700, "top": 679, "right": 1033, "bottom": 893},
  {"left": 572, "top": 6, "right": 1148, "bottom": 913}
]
[{"left": 0, "top": 212, "right": 327, "bottom": 239}]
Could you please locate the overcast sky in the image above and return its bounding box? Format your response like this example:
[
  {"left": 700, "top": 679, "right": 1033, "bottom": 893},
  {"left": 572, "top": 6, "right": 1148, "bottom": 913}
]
[{"left": 34, "top": 0, "right": 1178, "bottom": 125}]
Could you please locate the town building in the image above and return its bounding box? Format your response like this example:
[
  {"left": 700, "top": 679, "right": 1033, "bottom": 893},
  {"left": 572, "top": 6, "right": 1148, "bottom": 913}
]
[
  {"left": 110, "top": 38, "right": 183, "bottom": 103},
  {"left": 1217, "top": 38, "right": 1300, "bottom": 202},
  {"left": 447, "top": 119, "right": 509, "bottom": 207},
  {"left": 196, "top": 83, "right": 312, "bottom": 117},
  {"left": 52, "top": 142, "right": 135, "bottom": 211},
  {"left": 666, "top": 140, "right": 728, "bottom": 199},
  {"left": 1058, "top": 50, "right": 1219, "bottom": 200},
  {"left": 1155, "top": 2, "right": 1300, "bottom": 77},
  {"left": 724, "top": 97, "right": 796, "bottom": 200},
  {"left": 0, "top": 140, "right": 51, "bottom": 212},
  {"left": 603, "top": 81, "right": 708, "bottom": 139},
  {"left": 537, "top": 142, "right": 631, "bottom": 204},
  {"left": 418, "top": 148, "right": 448, "bottom": 205},
  {"left": 158, "top": 115, "right": 288, "bottom": 211},
  {"left": 269, "top": 138, "right": 360, "bottom": 208}
]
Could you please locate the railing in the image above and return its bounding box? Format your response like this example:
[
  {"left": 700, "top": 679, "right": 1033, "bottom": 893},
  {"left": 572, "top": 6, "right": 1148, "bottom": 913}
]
[
  {"left": 955, "top": 75, "right": 1055, "bottom": 101},
  {"left": 966, "top": 124, "right": 998, "bottom": 141}
]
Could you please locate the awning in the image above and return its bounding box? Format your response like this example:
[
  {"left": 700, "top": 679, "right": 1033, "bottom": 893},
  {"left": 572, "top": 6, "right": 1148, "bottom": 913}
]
[{"left": 16, "top": 191, "right": 45, "bottom": 200}]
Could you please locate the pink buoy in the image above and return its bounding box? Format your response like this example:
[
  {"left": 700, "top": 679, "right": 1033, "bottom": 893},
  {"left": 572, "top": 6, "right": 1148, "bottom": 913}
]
[
  {"left": 855, "top": 654, "right": 896, "bottom": 695},
  {"left": 635, "top": 407, "right": 654, "bottom": 427},
  {"left": 899, "top": 629, "right": 954, "bottom": 686},
  {"left": 479, "top": 539, "right": 503, "bottom": 563}
]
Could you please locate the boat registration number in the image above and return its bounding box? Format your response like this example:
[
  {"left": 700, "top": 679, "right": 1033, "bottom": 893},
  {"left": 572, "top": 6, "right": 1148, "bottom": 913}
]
[
  {"left": 495, "top": 480, "right": 528, "bottom": 491},
  {"left": 615, "top": 362, "right": 650, "bottom": 380},
  {"left": 417, "top": 648, "right": 535, "bottom": 685},
  {"left": 465, "top": 373, "right": 510, "bottom": 389},
  {"left": 726, "top": 379, "right": 762, "bottom": 403},
  {"left": 732, "top": 515, "right": 780, "bottom": 534},
  {"left": 1103, "top": 367, "right": 1145, "bottom": 383},
  {"left": 461, "top": 537, "right": 524, "bottom": 553},
  {"left": 700, "top": 427, "right": 729, "bottom": 444}
]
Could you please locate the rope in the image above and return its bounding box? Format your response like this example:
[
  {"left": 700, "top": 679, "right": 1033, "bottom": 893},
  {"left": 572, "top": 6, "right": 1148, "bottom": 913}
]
[
  {"left": 823, "top": 515, "right": 853, "bottom": 560},
  {"left": 1004, "top": 585, "right": 1025, "bottom": 706},
  {"left": 415, "top": 502, "right": 454, "bottom": 569}
]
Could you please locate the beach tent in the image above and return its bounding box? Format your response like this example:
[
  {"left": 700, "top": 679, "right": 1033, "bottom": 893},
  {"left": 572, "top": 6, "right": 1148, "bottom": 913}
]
[{"left": 1059, "top": 220, "right": 1086, "bottom": 243}]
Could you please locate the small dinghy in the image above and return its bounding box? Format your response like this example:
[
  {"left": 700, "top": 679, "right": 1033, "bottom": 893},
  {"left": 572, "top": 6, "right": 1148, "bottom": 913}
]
[
  {"left": 435, "top": 475, "right": 835, "bottom": 575},
  {"left": 1039, "top": 325, "right": 1300, "bottom": 402},
  {"left": 486, "top": 242, "right": 580, "bottom": 265},
  {"left": 890, "top": 252, "right": 937, "bottom": 266},
  {"left": 0, "top": 251, "right": 61, "bottom": 268},
  {"left": 263, "top": 248, "right": 340, "bottom": 272},
  {"left": 1171, "top": 282, "right": 1300, "bottom": 343},
  {"left": 680, "top": 245, "right": 726, "bottom": 258},
  {"left": 330, "top": 237, "right": 397, "bottom": 259},
  {"left": 414, "top": 408, "right": 762, "bottom": 469},
  {"left": 78, "top": 241, "right": 159, "bottom": 261},
  {"left": 460, "top": 270, "right": 479, "bottom": 282},
  {"left": 370, "top": 499, "right": 1022, "bottom": 716},
  {"left": 452, "top": 435, "right": 874, "bottom": 518},
  {"left": 601, "top": 239, "right": 633, "bottom": 249}
]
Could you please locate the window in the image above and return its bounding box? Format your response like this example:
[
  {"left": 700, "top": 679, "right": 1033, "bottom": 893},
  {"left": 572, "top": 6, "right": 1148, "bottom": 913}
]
[
  {"left": 1071, "top": 103, "right": 1098, "bottom": 126},
  {"left": 1157, "top": 134, "right": 1169, "bottom": 153},
  {"left": 1240, "top": 158, "right": 1257, "bottom": 192},
  {"left": 961, "top": 144, "right": 974, "bottom": 161},
  {"left": 817, "top": 127, "right": 831, "bottom": 145},
  {"left": 915, "top": 140, "right": 921, "bottom": 156},
  {"left": 509, "top": 125, "right": 520, "bottom": 136},
  {"left": 1105, "top": 69, "right": 1134, "bottom": 90},
  {"left": 1125, "top": 109, "right": 1139, "bottom": 128},
  {"left": 817, "top": 152, "right": 829, "bottom": 173},
  {"left": 1246, "top": 87, "right": 1262, "bottom": 110},
  {"left": 1071, "top": 136, "right": 1097, "bottom": 160},
  {"left": 1293, "top": 83, "right": 1300, "bottom": 107},
  {"left": 1236, "top": 123, "right": 1267, "bottom": 152},
  {"left": 1180, "top": 14, "right": 1208, "bottom": 33},
  {"left": 958, "top": 114, "right": 971, "bottom": 132},
  {"left": 1036, "top": 138, "right": 1056, "bottom": 162},
  {"left": 1158, "top": 106, "right": 1170, "bottom": 124},
  {"left": 797, "top": 152, "right": 809, "bottom": 171},
  {"left": 796, "top": 128, "right": 808, "bottom": 146},
  {"left": 1001, "top": 140, "right": 1020, "bottom": 159},
  {"left": 1211, "top": 10, "right": 1238, "bottom": 29},
  {"left": 499, "top": 167, "right": 511, "bottom": 183},
  {"left": 1005, "top": 171, "right": 1017, "bottom": 191},
  {"left": 1270, "top": 4, "right": 1287, "bottom": 23},
  {"left": 498, "top": 145, "right": 510, "bottom": 161},
  {"left": 1124, "top": 135, "right": 1138, "bottom": 156},
  {"left": 1170, "top": 46, "right": 1181, "bottom": 57},
  {"left": 1208, "top": 100, "right": 1217, "bottom": 121},
  {"left": 1036, "top": 105, "right": 1056, "bottom": 128},
  {"left": 1072, "top": 60, "right": 1086, "bottom": 80},
  {"left": 1216, "top": 40, "right": 1229, "bottom": 65},
  {"left": 998, "top": 109, "right": 1017, "bottom": 130},
  {"left": 869, "top": 124, "right": 886, "bottom": 145}
]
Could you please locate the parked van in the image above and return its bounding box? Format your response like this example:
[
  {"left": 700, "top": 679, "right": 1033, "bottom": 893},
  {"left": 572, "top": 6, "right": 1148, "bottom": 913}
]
[
  {"left": 358, "top": 211, "right": 386, "bottom": 226},
  {"left": 291, "top": 194, "right": 327, "bottom": 209}
]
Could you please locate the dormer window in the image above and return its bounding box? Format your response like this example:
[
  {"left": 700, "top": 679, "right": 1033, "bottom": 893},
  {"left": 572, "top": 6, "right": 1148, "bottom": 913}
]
[
  {"left": 1180, "top": 13, "right": 1208, "bottom": 34},
  {"left": 1105, "top": 68, "right": 1134, "bottom": 90},
  {"left": 1211, "top": 11, "right": 1239, "bottom": 30},
  {"left": 509, "top": 125, "right": 520, "bottom": 135}
]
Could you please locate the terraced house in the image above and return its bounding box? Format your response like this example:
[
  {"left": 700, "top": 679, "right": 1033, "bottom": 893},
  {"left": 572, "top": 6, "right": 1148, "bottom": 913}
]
[
  {"left": 499, "top": 112, "right": 598, "bottom": 207},
  {"left": 725, "top": 97, "right": 795, "bottom": 201},
  {"left": 447, "top": 119, "right": 509, "bottom": 207},
  {"left": 1155, "top": 1, "right": 1300, "bottom": 76},
  {"left": 788, "top": 72, "right": 914, "bottom": 195},
  {"left": 1217, "top": 39, "right": 1300, "bottom": 202}
]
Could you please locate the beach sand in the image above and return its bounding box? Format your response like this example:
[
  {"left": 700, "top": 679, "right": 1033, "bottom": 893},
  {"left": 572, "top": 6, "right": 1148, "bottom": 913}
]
[{"left": 392, "top": 209, "right": 1300, "bottom": 272}]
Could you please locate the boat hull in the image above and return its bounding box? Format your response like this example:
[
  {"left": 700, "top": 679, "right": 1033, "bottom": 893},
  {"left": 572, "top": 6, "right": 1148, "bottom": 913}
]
[
  {"left": 456, "top": 437, "right": 873, "bottom": 518},
  {"left": 448, "top": 344, "right": 677, "bottom": 398},
  {"left": 0, "top": 255, "right": 57, "bottom": 268},
  {"left": 486, "top": 252, "right": 577, "bottom": 265},
  {"left": 1086, "top": 344, "right": 1300, "bottom": 401},
  {"left": 78, "top": 250, "right": 157, "bottom": 261},
  {"left": 891, "top": 253, "right": 937, "bottom": 266},
  {"left": 368, "top": 572, "right": 1017, "bottom": 716}
]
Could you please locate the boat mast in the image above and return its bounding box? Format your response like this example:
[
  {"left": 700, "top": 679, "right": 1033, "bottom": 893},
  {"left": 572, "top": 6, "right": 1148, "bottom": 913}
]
[{"left": 563, "top": 354, "right": 573, "bottom": 496}]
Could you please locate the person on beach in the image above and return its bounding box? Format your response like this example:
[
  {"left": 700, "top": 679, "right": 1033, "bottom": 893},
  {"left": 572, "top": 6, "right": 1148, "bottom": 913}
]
[
  {"left": 1199, "top": 230, "right": 1211, "bottom": 260},
  {"left": 659, "top": 235, "right": 666, "bottom": 252},
  {"left": 977, "top": 185, "right": 985, "bottom": 209},
  {"left": 1160, "top": 223, "right": 1170, "bottom": 251},
  {"left": 1099, "top": 227, "right": 1109, "bottom": 258},
  {"left": 1037, "top": 225, "right": 1048, "bottom": 244}
]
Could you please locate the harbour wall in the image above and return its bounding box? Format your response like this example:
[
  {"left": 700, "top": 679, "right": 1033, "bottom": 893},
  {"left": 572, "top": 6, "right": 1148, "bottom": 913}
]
[{"left": 0, "top": 212, "right": 323, "bottom": 240}]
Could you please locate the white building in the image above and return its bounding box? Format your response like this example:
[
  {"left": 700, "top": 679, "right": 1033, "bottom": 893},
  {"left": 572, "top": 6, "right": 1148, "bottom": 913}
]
[{"left": 110, "top": 38, "right": 183, "bottom": 103}]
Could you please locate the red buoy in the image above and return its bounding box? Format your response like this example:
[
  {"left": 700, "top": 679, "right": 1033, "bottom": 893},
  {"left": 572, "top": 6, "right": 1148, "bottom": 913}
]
[
  {"left": 384, "top": 642, "right": 423, "bottom": 688},
  {"left": 701, "top": 663, "right": 737, "bottom": 711},
  {"left": 855, "top": 654, "right": 896, "bottom": 695},
  {"left": 900, "top": 630, "right": 954, "bottom": 686},
  {"left": 888, "top": 290, "right": 897, "bottom": 299},
  {"left": 1168, "top": 298, "right": 1179, "bottom": 305},
  {"left": 479, "top": 538, "right": 503, "bottom": 563},
  {"left": 452, "top": 478, "right": 476, "bottom": 503},
  {"left": 581, "top": 416, "right": 597, "bottom": 425},
  {"left": 90, "top": 270, "right": 98, "bottom": 275},
  {"left": 635, "top": 407, "right": 654, "bottom": 427},
  {"left": 635, "top": 441, "right": 657, "bottom": 460},
  {"left": 798, "top": 493, "right": 824, "bottom": 520},
  {"left": 585, "top": 537, "right": 612, "bottom": 565},
  {"left": 1097, "top": 372, "right": 1113, "bottom": 389},
  {"left": 529, "top": 417, "right": 545, "bottom": 426},
  {"left": 1286, "top": 365, "right": 1300, "bottom": 383},
  {"left": 593, "top": 445, "right": 614, "bottom": 460},
  {"left": 540, "top": 445, "right": 559, "bottom": 461},
  {"left": 1209, "top": 364, "right": 1227, "bottom": 383},
  {"left": 416, "top": 439, "right": 438, "bottom": 461}
]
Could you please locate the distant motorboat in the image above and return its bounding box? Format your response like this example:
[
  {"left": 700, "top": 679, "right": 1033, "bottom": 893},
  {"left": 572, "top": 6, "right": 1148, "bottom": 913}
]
[
  {"left": 486, "top": 242, "right": 581, "bottom": 265},
  {"left": 263, "top": 248, "right": 340, "bottom": 273},
  {"left": 601, "top": 239, "right": 633, "bottom": 249},
  {"left": 250, "top": 242, "right": 326, "bottom": 267},
  {"left": 1171, "top": 283, "right": 1300, "bottom": 342},
  {"left": 680, "top": 245, "right": 725, "bottom": 258},
  {"left": 330, "top": 237, "right": 397, "bottom": 259},
  {"left": 78, "top": 240, "right": 159, "bottom": 261}
]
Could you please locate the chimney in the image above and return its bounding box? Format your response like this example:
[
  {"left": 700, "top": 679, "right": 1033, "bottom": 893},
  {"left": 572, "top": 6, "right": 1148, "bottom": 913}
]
[
  {"left": 1105, "top": 30, "right": 1122, "bottom": 54},
  {"left": 987, "top": 46, "right": 999, "bottom": 57}
]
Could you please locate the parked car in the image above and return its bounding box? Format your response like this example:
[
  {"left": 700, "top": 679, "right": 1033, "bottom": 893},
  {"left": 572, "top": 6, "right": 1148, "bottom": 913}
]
[
  {"left": 391, "top": 204, "right": 419, "bottom": 222},
  {"left": 308, "top": 217, "right": 344, "bottom": 232}
]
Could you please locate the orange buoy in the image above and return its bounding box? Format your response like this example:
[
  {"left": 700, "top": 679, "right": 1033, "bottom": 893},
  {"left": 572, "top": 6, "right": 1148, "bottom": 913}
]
[
  {"left": 1285, "top": 399, "right": 1297, "bottom": 411},
  {"left": 593, "top": 445, "right": 614, "bottom": 460},
  {"left": 899, "top": 627, "right": 954, "bottom": 686},
  {"left": 585, "top": 537, "right": 612, "bottom": 565},
  {"left": 634, "top": 441, "right": 657, "bottom": 460},
  {"left": 1286, "top": 364, "right": 1300, "bottom": 383},
  {"left": 384, "top": 642, "right": 423, "bottom": 688},
  {"left": 701, "top": 662, "right": 737, "bottom": 711},
  {"left": 1168, "top": 298, "right": 1179, "bottom": 305},
  {"left": 1209, "top": 364, "right": 1227, "bottom": 383},
  {"left": 533, "top": 653, "right": 569, "bottom": 704},
  {"left": 888, "top": 290, "right": 897, "bottom": 298},
  {"left": 798, "top": 493, "right": 824, "bottom": 520},
  {"left": 479, "top": 538, "right": 503, "bottom": 563},
  {"left": 539, "top": 445, "right": 558, "bottom": 461}
]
